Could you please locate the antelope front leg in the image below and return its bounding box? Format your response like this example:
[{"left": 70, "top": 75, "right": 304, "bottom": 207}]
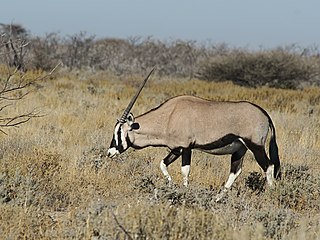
[{"left": 160, "top": 149, "right": 181, "bottom": 186}]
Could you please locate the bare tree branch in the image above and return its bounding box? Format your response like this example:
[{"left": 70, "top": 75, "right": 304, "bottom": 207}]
[
  {"left": 0, "top": 62, "right": 60, "bottom": 134},
  {"left": 0, "top": 28, "right": 61, "bottom": 134},
  {"left": 0, "top": 41, "right": 29, "bottom": 57},
  {"left": 0, "top": 61, "right": 61, "bottom": 99},
  {"left": 0, "top": 108, "right": 44, "bottom": 135}
]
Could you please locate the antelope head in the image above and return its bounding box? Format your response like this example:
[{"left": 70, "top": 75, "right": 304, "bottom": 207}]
[{"left": 107, "top": 68, "right": 155, "bottom": 158}]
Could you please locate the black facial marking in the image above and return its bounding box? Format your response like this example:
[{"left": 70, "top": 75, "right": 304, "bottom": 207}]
[
  {"left": 126, "top": 135, "right": 132, "bottom": 148},
  {"left": 131, "top": 122, "right": 140, "bottom": 130},
  {"left": 116, "top": 125, "right": 124, "bottom": 153},
  {"left": 109, "top": 136, "right": 116, "bottom": 148},
  {"left": 127, "top": 114, "right": 134, "bottom": 122}
]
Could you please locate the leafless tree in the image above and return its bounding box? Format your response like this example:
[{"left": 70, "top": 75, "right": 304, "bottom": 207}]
[
  {"left": 30, "top": 33, "right": 61, "bottom": 71},
  {"left": 0, "top": 23, "right": 27, "bottom": 37},
  {"left": 64, "top": 32, "right": 95, "bottom": 70},
  {"left": 0, "top": 23, "right": 29, "bottom": 71},
  {"left": 0, "top": 27, "right": 59, "bottom": 134}
]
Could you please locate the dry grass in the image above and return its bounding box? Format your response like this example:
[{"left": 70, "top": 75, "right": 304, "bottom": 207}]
[{"left": 0, "top": 69, "right": 320, "bottom": 239}]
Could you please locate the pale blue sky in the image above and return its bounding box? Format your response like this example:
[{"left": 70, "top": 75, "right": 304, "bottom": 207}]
[{"left": 2, "top": 0, "right": 319, "bottom": 48}]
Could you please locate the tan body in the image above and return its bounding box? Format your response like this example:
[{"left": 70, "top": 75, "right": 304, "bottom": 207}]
[{"left": 129, "top": 96, "right": 269, "bottom": 151}]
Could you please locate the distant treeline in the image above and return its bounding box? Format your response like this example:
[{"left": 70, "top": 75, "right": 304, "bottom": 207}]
[{"left": 1, "top": 23, "right": 319, "bottom": 89}]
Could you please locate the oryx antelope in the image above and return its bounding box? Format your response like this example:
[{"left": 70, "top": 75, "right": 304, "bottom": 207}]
[{"left": 107, "top": 69, "right": 281, "bottom": 200}]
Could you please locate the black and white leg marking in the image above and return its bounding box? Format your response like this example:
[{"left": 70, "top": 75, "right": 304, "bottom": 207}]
[
  {"left": 245, "top": 141, "right": 275, "bottom": 186},
  {"left": 224, "top": 145, "right": 247, "bottom": 189},
  {"left": 216, "top": 143, "right": 247, "bottom": 202},
  {"left": 181, "top": 148, "right": 192, "bottom": 186},
  {"left": 160, "top": 148, "right": 181, "bottom": 186}
]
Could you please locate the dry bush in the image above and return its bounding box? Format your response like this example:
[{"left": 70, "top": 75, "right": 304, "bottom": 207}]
[
  {"left": 30, "top": 33, "right": 61, "bottom": 71},
  {"left": 197, "top": 47, "right": 319, "bottom": 89},
  {"left": 63, "top": 32, "right": 95, "bottom": 70},
  {"left": 2, "top": 24, "right": 319, "bottom": 89},
  {"left": 81, "top": 37, "right": 205, "bottom": 77}
]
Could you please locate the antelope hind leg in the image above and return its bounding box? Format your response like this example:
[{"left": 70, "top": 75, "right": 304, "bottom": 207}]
[
  {"left": 181, "top": 148, "right": 192, "bottom": 187},
  {"left": 216, "top": 145, "right": 247, "bottom": 202}
]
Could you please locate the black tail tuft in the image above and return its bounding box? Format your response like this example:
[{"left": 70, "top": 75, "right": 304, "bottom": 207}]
[{"left": 269, "top": 124, "right": 281, "bottom": 179}]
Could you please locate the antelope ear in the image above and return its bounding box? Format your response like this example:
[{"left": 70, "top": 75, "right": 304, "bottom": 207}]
[{"left": 126, "top": 112, "right": 135, "bottom": 126}]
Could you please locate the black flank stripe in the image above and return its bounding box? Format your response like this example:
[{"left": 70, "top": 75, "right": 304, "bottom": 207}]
[{"left": 195, "top": 134, "right": 239, "bottom": 150}]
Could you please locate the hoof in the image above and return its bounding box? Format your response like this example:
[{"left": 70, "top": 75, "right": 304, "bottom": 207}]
[{"left": 215, "top": 188, "right": 228, "bottom": 203}]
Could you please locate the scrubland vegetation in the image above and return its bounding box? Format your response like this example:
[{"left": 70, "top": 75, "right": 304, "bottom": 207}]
[
  {"left": 0, "top": 24, "right": 320, "bottom": 239},
  {"left": 1, "top": 24, "right": 320, "bottom": 88}
]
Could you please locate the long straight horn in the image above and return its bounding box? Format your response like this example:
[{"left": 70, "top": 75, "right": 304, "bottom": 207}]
[{"left": 119, "top": 67, "right": 155, "bottom": 123}]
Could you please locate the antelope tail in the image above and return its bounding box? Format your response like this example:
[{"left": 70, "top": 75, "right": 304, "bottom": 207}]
[{"left": 269, "top": 120, "right": 281, "bottom": 179}]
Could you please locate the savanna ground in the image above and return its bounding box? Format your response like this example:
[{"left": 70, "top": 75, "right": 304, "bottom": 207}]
[{"left": 0, "top": 68, "right": 320, "bottom": 239}]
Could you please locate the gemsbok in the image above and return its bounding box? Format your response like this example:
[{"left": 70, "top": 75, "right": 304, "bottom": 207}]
[{"left": 107, "top": 68, "right": 281, "bottom": 201}]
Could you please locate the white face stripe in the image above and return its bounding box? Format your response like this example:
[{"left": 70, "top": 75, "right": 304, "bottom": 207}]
[
  {"left": 107, "top": 147, "right": 119, "bottom": 158},
  {"left": 112, "top": 123, "right": 129, "bottom": 152},
  {"left": 114, "top": 124, "right": 121, "bottom": 146},
  {"left": 119, "top": 125, "right": 128, "bottom": 150}
]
